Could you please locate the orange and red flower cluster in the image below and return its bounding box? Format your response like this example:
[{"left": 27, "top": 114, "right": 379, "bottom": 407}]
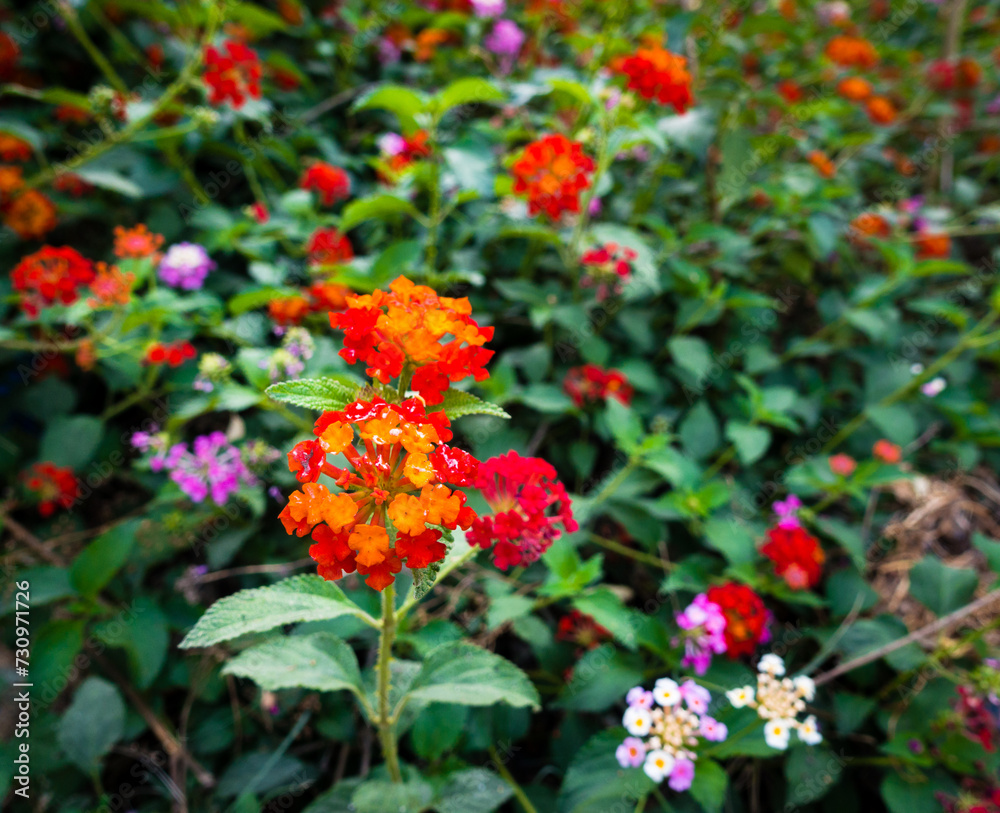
[
  {"left": 331, "top": 276, "right": 494, "bottom": 405},
  {"left": 564, "top": 364, "right": 633, "bottom": 407},
  {"left": 511, "top": 133, "right": 594, "bottom": 219},
  {"left": 12, "top": 246, "right": 96, "bottom": 316},
  {"left": 268, "top": 281, "right": 351, "bottom": 326},
  {"left": 300, "top": 162, "right": 351, "bottom": 206},
  {"left": 280, "top": 398, "right": 478, "bottom": 590},
  {"left": 705, "top": 582, "right": 770, "bottom": 659},
  {"left": 203, "top": 40, "right": 262, "bottom": 108},
  {"left": 611, "top": 44, "right": 693, "bottom": 113},
  {"left": 761, "top": 525, "right": 825, "bottom": 590},
  {"left": 113, "top": 224, "right": 164, "bottom": 260},
  {"left": 23, "top": 462, "right": 79, "bottom": 517},
  {"left": 468, "top": 451, "right": 577, "bottom": 570},
  {"left": 824, "top": 35, "right": 878, "bottom": 69}
]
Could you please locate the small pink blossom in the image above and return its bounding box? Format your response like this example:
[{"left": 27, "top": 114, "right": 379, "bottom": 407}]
[{"left": 668, "top": 758, "right": 695, "bottom": 791}]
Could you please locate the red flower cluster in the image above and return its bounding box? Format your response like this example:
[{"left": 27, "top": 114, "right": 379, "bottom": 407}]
[
  {"left": 300, "top": 162, "right": 351, "bottom": 206},
  {"left": 873, "top": 438, "right": 902, "bottom": 463},
  {"left": 280, "top": 398, "right": 478, "bottom": 590},
  {"left": 0, "top": 133, "right": 31, "bottom": 162},
  {"left": 468, "top": 451, "right": 577, "bottom": 569},
  {"left": 556, "top": 610, "right": 612, "bottom": 651},
  {"left": 12, "top": 246, "right": 96, "bottom": 316},
  {"left": 611, "top": 45, "right": 693, "bottom": 113},
  {"left": 580, "top": 242, "right": 636, "bottom": 299},
  {"left": 144, "top": 341, "right": 197, "bottom": 367},
  {"left": 203, "top": 40, "right": 262, "bottom": 108},
  {"left": 564, "top": 364, "right": 633, "bottom": 407},
  {"left": 926, "top": 58, "right": 981, "bottom": 93},
  {"left": 706, "top": 582, "right": 770, "bottom": 658},
  {"left": 307, "top": 227, "right": 354, "bottom": 266},
  {"left": 331, "top": 275, "right": 494, "bottom": 405},
  {"left": 761, "top": 525, "right": 826, "bottom": 590},
  {"left": 380, "top": 131, "right": 432, "bottom": 179},
  {"left": 829, "top": 453, "right": 857, "bottom": 476},
  {"left": 23, "top": 462, "right": 78, "bottom": 517},
  {"left": 776, "top": 79, "right": 803, "bottom": 104},
  {"left": 268, "top": 281, "right": 351, "bottom": 326},
  {"left": 113, "top": 224, "right": 164, "bottom": 260},
  {"left": 954, "top": 685, "right": 999, "bottom": 753},
  {"left": 914, "top": 231, "right": 951, "bottom": 260},
  {"left": 511, "top": 134, "right": 594, "bottom": 219}
]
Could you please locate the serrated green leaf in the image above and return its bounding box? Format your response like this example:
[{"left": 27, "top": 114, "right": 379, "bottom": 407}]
[
  {"left": 266, "top": 377, "right": 359, "bottom": 411},
  {"left": 70, "top": 520, "right": 139, "bottom": 598},
  {"left": 557, "top": 730, "right": 653, "bottom": 813},
  {"left": 432, "top": 389, "right": 510, "bottom": 420},
  {"left": 57, "top": 677, "right": 125, "bottom": 774},
  {"left": 405, "top": 642, "right": 540, "bottom": 709},
  {"left": 223, "top": 632, "right": 363, "bottom": 695},
  {"left": 179, "top": 575, "right": 374, "bottom": 648},
  {"left": 434, "top": 768, "right": 512, "bottom": 813},
  {"left": 908, "top": 558, "right": 978, "bottom": 616}
]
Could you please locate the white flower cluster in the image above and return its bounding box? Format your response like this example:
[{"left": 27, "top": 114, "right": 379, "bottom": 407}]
[{"left": 725, "top": 654, "right": 822, "bottom": 749}]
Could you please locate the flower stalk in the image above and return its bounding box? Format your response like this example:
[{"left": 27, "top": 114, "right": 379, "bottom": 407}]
[{"left": 375, "top": 582, "right": 403, "bottom": 783}]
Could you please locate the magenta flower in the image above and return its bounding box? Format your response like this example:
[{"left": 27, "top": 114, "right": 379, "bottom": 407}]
[
  {"left": 668, "top": 758, "right": 695, "bottom": 791},
  {"left": 773, "top": 494, "right": 802, "bottom": 528},
  {"left": 158, "top": 243, "right": 216, "bottom": 291},
  {"left": 675, "top": 594, "right": 728, "bottom": 674},
  {"left": 471, "top": 0, "right": 505, "bottom": 16},
  {"left": 484, "top": 20, "right": 524, "bottom": 74},
  {"left": 162, "top": 432, "right": 253, "bottom": 505},
  {"left": 680, "top": 680, "right": 711, "bottom": 714}
]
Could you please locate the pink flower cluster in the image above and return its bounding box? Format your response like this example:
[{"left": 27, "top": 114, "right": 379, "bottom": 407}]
[
  {"left": 617, "top": 678, "right": 728, "bottom": 792},
  {"left": 675, "top": 593, "right": 728, "bottom": 675},
  {"left": 133, "top": 430, "right": 253, "bottom": 505}
]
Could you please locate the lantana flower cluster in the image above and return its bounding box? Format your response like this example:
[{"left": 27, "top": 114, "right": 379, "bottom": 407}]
[
  {"left": 726, "top": 654, "right": 822, "bottom": 749},
  {"left": 617, "top": 679, "right": 728, "bottom": 791},
  {"left": 580, "top": 242, "right": 637, "bottom": 300},
  {"left": 511, "top": 133, "right": 594, "bottom": 219},
  {"left": 760, "top": 496, "right": 825, "bottom": 590},
  {"left": 22, "top": 462, "right": 79, "bottom": 517},
  {"left": 468, "top": 451, "right": 577, "bottom": 569},
  {"left": 563, "top": 364, "right": 633, "bottom": 407},
  {"left": 611, "top": 43, "right": 693, "bottom": 114},
  {"left": 279, "top": 398, "right": 478, "bottom": 590},
  {"left": 674, "top": 581, "right": 772, "bottom": 673},
  {"left": 331, "top": 275, "right": 494, "bottom": 405}
]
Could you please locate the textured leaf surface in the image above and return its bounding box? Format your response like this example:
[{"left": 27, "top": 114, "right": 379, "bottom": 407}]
[{"left": 222, "top": 632, "right": 363, "bottom": 695}]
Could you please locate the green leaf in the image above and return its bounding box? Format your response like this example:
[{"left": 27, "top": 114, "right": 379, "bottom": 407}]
[
  {"left": 405, "top": 642, "right": 540, "bottom": 709},
  {"left": 433, "top": 389, "right": 510, "bottom": 420},
  {"left": 725, "top": 422, "right": 771, "bottom": 464},
  {"left": 266, "top": 377, "right": 359, "bottom": 411},
  {"left": 222, "top": 632, "right": 363, "bottom": 695},
  {"left": 558, "top": 645, "right": 643, "bottom": 711},
  {"left": 669, "top": 335, "right": 714, "bottom": 382},
  {"left": 785, "top": 745, "right": 843, "bottom": 806},
  {"left": 340, "top": 194, "right": 421, "bottom": 231},
  {"left": 972, "top": 532, "right": 1000, "bottom": 574},
  {"left": 353, "top": 85, "right": 428, "bottom": 130},
  {"left": 228, "top": 1, "right": 290, "bottom": 35},
  {"left": 32, "top": 619, "right": 85, "bottom": 692},
  {"left": 39, "top": 415, "right": 103, "bottom": 470},
  {"left": 678, "top": 401, "right": 720, "bottom": 460},
  {"left": 432, "top": 78, "right": 504, "bottom": 117},
  {"left": 703, "top": 516, "right": 758, "bottom": 565},
  {"left": 690, "top": 758, "right": 728, "bottom": 813},
  {"left": 410, "top": 704, "right": 468, "bottom": 761},
  {"left": 352, "top": 778, "right": 433, "bottom": 813},
  {"left": 572, "top": 589, "right": 639, "bottom": 650},
  {"left": 179, "top": 575, "right": 373, "bottom": 648},
  {"left": 74, "top": 168, "right": 144, "bottom": 198},
  {"left": 228, "top": 286, "right": 299, "bottom": 315},
  {"left": 57, "top": 677, "right": 125, "bottom": 774},
  {"left": 908, "top": 558, "right": 978, "bottom": 616},
  {"left": 557, "top": 730, "right": 653, "bottom": 813},
  {"left": 70, "top": 520, "right": 139, "bottom": 598},
  {"left": 881, "top": 772, "right": 957, "bottom": 813},
  {"left": 92, "top": 596, "right": 168, "bottom": 689},
  {"left": 434, "top": 768, "right": 513, "bottom": 813}
]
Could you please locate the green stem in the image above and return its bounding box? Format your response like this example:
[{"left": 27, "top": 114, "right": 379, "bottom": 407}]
[
  {"left": 589, "top": 457, "right": 637, "bottom": 508},
  {"left": 489, "top": 746, "right": 539, "bottom": 813},
  {"left": 589, "top": 534, "right": 669, "bottom": 569},
  {"left": 60, "top": 1, "right": 130, "bottom": 96},
  {"left": 376, "top": 583, "right": 403, "bottom": 783}
]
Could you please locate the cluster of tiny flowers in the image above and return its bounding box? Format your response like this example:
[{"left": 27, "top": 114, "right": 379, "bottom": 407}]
[
  {"left": 261, "top": 326, "right": 315, "bottom": 381},
  {"left": 331, "top": 275, "right": 494, "bottom": 405},
  {"left": 563, "top": 364, "right": 633, "bottom": 407},
  {"left": 761, "top": 497, "right": 825, "bottom": 590},
  {"left": 580, "top": 242, "right": 637, "bottom": 300},
  {"left": 133, "top": 431, "right": 253, "bottom": 506},
  {"left": 726, "top": 655, "right": 822, "bottom": 749},
  {"left": 467, "top": 451, "right": 577, "bottom": 569},
  {"left": 510, "top": 133, "right": 595, "bottom": 219},
  {"left": 203, "top": 40, "right": 262, "bottom": 108},
  {"left": 617, "top": 679, "right": 728, "bottom": 792},
  {"left": 299, "top": 162, "right": 351, "bottom": 206},
  {"left": 193, "top": 353, "right": 233, "bottom": 393},
  {"left": 158, "top": 243, "right": 216, "bottom": 291},
  {"left": 674, "top": 593, "right": 728, "bottom": 675},
  {"left": 279, "top": 398, "right": 478, "bottom": 590},
  {"left": 22, "top": 462, "right": 79, "bottom": 517},
  {"left": 610, "top": 43, "right": 693, "bottom": 113}
]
